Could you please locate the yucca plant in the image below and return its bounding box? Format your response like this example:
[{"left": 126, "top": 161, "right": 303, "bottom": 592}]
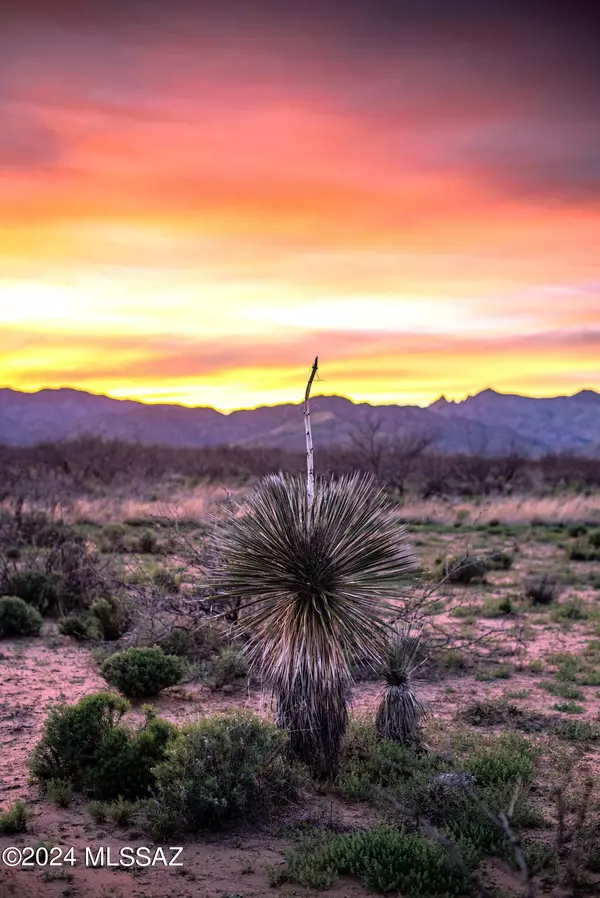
[
  {"left": 375, "top": 625, "right": 428, "bottom": 744},
  {"left": 208, "top": 471, "right": 418, "bottom": 778}
]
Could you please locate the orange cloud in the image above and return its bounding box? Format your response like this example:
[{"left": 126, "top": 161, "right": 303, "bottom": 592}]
[{"left": 0, "top": 3, "right": 599, "bottom": 411}]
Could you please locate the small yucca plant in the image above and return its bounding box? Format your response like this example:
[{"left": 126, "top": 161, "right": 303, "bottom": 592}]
[
  {"left": 375, "top": 625, "right": 428, "bottom": 744},
  {"left": 208, "top": 471, "right": 418, "bottom": 778}
]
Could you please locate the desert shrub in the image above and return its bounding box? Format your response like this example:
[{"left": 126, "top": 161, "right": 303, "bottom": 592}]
[
  {"left": 553, "top": 719, "right": 599, "bottom": 741},
  {"left": 205, "top": 645, "right": 248, "bottom": 690},
  {"left": 58, "top": 612, "right": 101, "bottom": 641},
  {"left": 3, "top": 570, "right": 62, "bottom": 614},
  {"left": 89, "top": 596, "right": 130, "bottom": 640},
  {"left": 281, "top": 825, "right": 469, "bottom": 895},
  {"left": 568, "top": 524, "right": 588, "bottom": 538},
  {"left": 157, "top": 623, "right": 225, "bottom": 661},
  {"left": 553, "top": 702, "right": 585, "bottom": 714},
  {"left": 588, "top": 528, "right": 600, "bottom": 549},
  {"left": 59, "top": 596, "right": 129, "bottom": 642},
  {"left": 45, "top": 778, "right": 74, "bottom": 807},
  {"left": 29, "top": 692, "right": 130, "bottom": 788},
  {"left": 83, "top": 709, "right": 176, "bottom": 801},
  {"left": 0, "top": 800, "right": 29, "bottom": 834},
  {"left": 157, "top": 627, "right": 194, "bottom": 657},
  {"left": 567, "top": 540, "right": 600, "bottom": 562},
  {"left": 86, "top": 800, "right": 107, "bottom": 824},
  {"left": 577, "top": 669, "right": 600, "bottom": 686},
  {"left": 29, "top": 693, "right": 175, "bottom": 801},
  {"left": 99, "top": 523, "right": 129, "bottom": 553},
  {"left": 551, "top": 602, "right": 588, "bottom": 622},
  {"left": 144, "top": 711, "right": 297, "bottom": 835},
  {"left": 482, "top": 596, "right": 515, "bottom": 617},
  {"left": 540, "top": 680, "right": 584, "bottom": 700},
  {"left": 100, "top": 646, "right": 187, "bottom": 697},
  {"left": 487, "top": 551, "right": 514, "bottom": 571},
  {"left": 137, "top": 530, "right": 158, "bottom": 554},
  {"left": 106, "top": 797, "right": 139, "bottom": 826},
  {"left": 524, "top": 574, "right": 560, "bottom": 605},
  {"left": 0, "top": 530, "right": 107, "bottom": 615},
  {"left": 152, "top": 568, "right": 180, "bottom": 593},
  {"left": 0, "top": 595, "right": 43, "bottom": 637},
  {"left": 475, "top": 664, "right": 513, "bottom": 682},
  {"left": 459, "top": 700, "right": 524, "bottom": 727},
  {"left": 436, "top": 555, "right": 488, "bottom": 584}
]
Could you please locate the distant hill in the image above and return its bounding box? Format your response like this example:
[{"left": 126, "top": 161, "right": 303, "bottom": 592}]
[{"left": 1, "top": 386, "right": 599, "bottom": 457}]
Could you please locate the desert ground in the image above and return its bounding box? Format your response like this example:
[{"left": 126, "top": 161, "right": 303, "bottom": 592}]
[{"left": 2, "top": 480, "right": 600, "bottom": 898}]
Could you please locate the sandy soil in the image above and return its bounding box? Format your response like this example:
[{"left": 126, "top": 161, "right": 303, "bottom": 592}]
[
  {"left": 2, "top": 498, "right": 600, "bottom": 898},
  {"left": 2, "top": 617, "right": 600, "bottom": 898}
]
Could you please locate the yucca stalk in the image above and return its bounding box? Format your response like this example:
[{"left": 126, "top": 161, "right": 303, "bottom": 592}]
[
  {"left": 375, "top": 625, "right": 428, "bottom": 744},
  {"left": 209, "top": 471, "right": 418, "bottom": 778}
]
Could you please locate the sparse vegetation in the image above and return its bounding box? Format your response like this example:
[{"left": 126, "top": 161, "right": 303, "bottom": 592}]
[{"left": 3, "top": 430, "right": 600, "bottom": 897}]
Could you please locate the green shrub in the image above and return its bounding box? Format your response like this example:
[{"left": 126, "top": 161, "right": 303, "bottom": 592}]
[
  {"left": 86, "top": 800, "right": 107, "bottom": 824},
  {"left": 58, "top": 613, "right": 101, "bottom": 641},
  {"left": 206, "top": 646, "right": 248, "bottom": 690},
  {"left": 551, "top": 602, "right": 589, "bottom": 622},
  {"left": 45, "top": 778, "right": 74, "bottom": 807},
  {"left": 29, "top": 692, "right": 130, "bottom": 788},
  {"left": 99, "top": 523, "right": 128, "bottom": 553},
  {"left": 1, "top": 531, "right": 105, "bottom": 615},
  {"left": 540, "top": 680, "right": 584, "bottom": 700},
  {"left": 29, "top": 693, "right": 175, "bottom": 801},
  {"left": 577, "top": 669, "right": 600, "bottom": 686},
  {"left": 144, "top": 711, "right": 297, "bottom": 835},
  {"left": 101, "top": 646, "right": 187, "bottom": 697},
  {"left": 0, "top": 800, "right": 28, "bottom": 834},
  {"left": 282, "top": 825, "right": 469, "bottom": 895},
  {"left": 567, "top": 524, "right": 588, "bottom": 538},
  {"left": 567, "top": 541, "right": 600, "bottom": 562},
  {"left": 553, "top": 719, "right": 600, "bottom": 742},
  {"left": 106, "top": 797, "right": 139, "bottom": 827},
  {"left": 475, "top": 664, "right": 513, "bottom": 681},
  {"left": 157, "top": 627, "right": 195, "bottom": 657},
  {"left": 89, "top": 596, "right": 130, "bottom": 640},
  {"left": 553, "top": 702, "right": 585, "bottom": 714},
  {"left": 152, "top": 569, "right": 180, "bottom": 593},
  {"left": 2, "top": 571, "right": 62, "bottom": 614},
  {"left": 0, "top": 595, "right": 43, "bottom": 637},
  {"left": 588, "top": 528, "right": 600, "bottom": 549},
  {"left": 481, "top": 596, "right": 515, "bottom": 617},
  {"left": 83, "top": 710, "right": 176, "bottom": 801},
  {"left": 137, "top": 530, "right": 158, "bottom": 554},
  {"left": 487, "top": 552, "right": 514, "bottom": 571},
  {"left": 436, "top": 555, "right": 488, "bottom": 584},
  {"left": 157, "top": 623, "right": 225, "bottom": 661}
]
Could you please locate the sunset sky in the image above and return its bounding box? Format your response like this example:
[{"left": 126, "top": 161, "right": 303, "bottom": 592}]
[{"left": 1, "top": 1, "right": 599, "bottom": 410}]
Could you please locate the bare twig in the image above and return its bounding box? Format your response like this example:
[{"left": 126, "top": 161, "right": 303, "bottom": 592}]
[{"left": 304, "top": 356, "right": 319, "bottom": 522}]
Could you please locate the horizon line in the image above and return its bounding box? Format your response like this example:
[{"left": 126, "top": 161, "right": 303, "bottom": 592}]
[{"left": 1, "top": 383, "right": 599, "bottom": 415}]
